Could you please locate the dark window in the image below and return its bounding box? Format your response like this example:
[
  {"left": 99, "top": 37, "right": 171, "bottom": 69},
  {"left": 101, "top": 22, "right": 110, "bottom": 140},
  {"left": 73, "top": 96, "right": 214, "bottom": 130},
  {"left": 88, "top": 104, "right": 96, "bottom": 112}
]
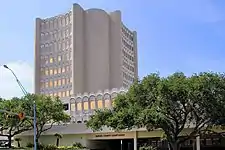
[{"left": 63, "top": 103, "right": 69, "bottom": 110}]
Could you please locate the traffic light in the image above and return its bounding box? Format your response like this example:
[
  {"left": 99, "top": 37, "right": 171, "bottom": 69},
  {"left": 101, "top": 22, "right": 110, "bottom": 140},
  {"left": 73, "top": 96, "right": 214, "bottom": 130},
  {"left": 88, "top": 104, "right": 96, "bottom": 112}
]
[
  {"left": 6, "top": 112, "right": 25, "bottom": 121},
  {"left": 18, "top": 112, "right": 25, "bottom": 120}
]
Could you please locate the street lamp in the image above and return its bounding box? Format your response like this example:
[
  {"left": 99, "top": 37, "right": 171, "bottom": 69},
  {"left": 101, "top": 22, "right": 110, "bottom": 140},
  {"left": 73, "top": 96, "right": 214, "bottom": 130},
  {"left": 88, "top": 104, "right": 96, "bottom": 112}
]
[
  {"left": 3, "top": 65, "right": 37, "bottom": 150},
  {"left": 3, "top": 65, "right": 27, "bottom": 95}
]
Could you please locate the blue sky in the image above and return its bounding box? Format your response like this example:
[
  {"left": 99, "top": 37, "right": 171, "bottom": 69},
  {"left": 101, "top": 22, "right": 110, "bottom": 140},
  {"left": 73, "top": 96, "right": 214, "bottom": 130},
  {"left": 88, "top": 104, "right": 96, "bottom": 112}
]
[{"left": 0, "top": 0, "right": 225, "bottom": 98}]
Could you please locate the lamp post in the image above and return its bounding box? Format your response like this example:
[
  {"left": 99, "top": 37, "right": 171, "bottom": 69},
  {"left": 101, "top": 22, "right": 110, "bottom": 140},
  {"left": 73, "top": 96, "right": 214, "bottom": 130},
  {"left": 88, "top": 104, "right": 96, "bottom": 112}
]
[{"left": 3, "top": 65, "right": 37, "bottom": 150}]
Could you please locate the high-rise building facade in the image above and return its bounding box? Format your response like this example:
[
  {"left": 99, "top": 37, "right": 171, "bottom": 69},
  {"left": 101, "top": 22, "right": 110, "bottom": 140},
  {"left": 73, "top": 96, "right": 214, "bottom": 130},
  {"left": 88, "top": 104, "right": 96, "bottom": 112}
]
[{"left": 34, "top": 4, "right": 138, "bottom": 98}]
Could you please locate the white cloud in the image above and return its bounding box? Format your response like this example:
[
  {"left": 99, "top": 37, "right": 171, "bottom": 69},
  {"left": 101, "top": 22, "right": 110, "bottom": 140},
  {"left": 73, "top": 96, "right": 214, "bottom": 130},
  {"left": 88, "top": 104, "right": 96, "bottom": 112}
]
[{"left": 0, "top": 61, "right": 33, "bottom": 99}]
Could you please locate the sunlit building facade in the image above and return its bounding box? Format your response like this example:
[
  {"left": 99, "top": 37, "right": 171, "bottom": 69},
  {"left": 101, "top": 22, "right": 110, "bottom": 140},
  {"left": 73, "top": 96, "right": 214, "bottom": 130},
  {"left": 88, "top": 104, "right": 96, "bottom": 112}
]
[{"left": 34, "top": 4, "right": 138, "bottom": 97}]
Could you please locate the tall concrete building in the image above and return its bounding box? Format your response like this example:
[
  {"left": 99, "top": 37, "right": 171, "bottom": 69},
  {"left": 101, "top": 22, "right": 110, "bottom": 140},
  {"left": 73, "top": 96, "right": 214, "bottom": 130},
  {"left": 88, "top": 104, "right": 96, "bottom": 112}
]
[{"left": 34, "top": 4, "right": 138, "bottom": 97}]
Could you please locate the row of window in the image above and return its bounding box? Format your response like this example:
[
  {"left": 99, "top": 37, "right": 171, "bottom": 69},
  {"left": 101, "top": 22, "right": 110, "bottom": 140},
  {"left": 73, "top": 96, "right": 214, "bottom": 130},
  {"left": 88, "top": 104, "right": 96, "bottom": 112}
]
[
  {"left": 41, "top": 78, "right": 72, "bottom": 88},
  {"left": 123, "top": 72, "right": 134, "bottom": 82},
  {"left": 40, "top": 78, "right": 72, "bottom": 89},
  {"left": 40, "top": 39, "right": 72, "bottom": 52},
  {"left": 40, "top": 28, "right": 72, "bottom": 43},
  {"left": 123, "top": 82, "right": 129, "bottom": 88},
  {"left": 42, "top": 90, "right": 72, "bottom": 98},
  {"left": 122, "top": 27, "right": 133, "bottom": 41},
  {"left": 41, "top": 66, "right": 71, "bottom": 76},
  {"left": 123, "top": 49, "right": 134, "bottom": 62},
  {"left": 123, "top": 60, "right": 135, "bottom": 73},
  {"left": 70, "top": 99, "right": 113, "bottom": 111},
  {"left": 41, "top": 14, "right": 72, "bottom": 31},
  {"left": 122, "top": 38, "right": 134, "bottom": 51},
  {"left": 41, "top": 54, "right": 71, "bottom": 65}
]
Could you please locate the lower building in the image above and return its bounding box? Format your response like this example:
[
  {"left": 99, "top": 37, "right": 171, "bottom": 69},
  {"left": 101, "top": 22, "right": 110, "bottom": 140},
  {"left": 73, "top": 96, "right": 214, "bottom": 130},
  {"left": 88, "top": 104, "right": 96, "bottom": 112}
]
[
  {"left": 15, "top": 88, "right": 225, "bottom": 150},
  {"left": 18, "top": 123, "right": 225, "bottom": 150}
]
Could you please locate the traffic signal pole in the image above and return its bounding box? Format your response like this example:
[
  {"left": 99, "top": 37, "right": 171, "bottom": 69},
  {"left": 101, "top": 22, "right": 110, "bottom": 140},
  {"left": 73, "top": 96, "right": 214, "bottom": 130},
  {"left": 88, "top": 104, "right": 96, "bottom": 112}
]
[{"left": 3, "top": 65, "right": 37, "bottom": 150}]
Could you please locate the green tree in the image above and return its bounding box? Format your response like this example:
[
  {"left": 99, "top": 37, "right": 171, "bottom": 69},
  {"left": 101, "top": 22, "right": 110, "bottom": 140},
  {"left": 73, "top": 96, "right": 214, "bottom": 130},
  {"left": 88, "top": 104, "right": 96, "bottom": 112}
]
[
  {"left": 0, "top": 98, "right": 32, "bottom": 148},
  {"left": 22, "top": 94, "right": 70, "bottom": 145},
  {"left": 87, "top": 72, "right": 225, "bottom": 150}
]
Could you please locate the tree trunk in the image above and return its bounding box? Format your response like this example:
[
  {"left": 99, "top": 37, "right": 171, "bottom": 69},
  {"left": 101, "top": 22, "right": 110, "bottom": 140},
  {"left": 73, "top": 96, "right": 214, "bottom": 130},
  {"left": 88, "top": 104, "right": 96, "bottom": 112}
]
[
  {"left": 56, "top": 138, "right": 59, "bottom": 147},
  {"left": 7, "top": 136, "right": 12, "bottom": 148},
  {"left": 17, "top": 141, "right": 20, "bottom": 147},
  {"left": 170, "top": 142, "right": 180, "bottom": 150}
]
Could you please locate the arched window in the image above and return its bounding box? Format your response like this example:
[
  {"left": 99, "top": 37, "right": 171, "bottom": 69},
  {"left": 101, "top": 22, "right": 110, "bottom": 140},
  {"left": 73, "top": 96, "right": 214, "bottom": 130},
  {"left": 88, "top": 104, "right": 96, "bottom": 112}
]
[
  {"left": 70, "top": 98, "right": 75, "bottom": 111},
  {"left": 54, "top": 19, "right": 58, "bottom": 28},
  {"left": 97, "top": 94, "right": 103, "bottom": 109},
  {"left": 111, "top": 92, "right": 117, "bottom": 107},
  {"left": 76, "top": 97, "right": 82, "bottom": 111},
  {"left": 90, "top": 95, "right": 95, "bottom": 109},
  {"left": 104, "top": 94, "right": 111, "bottom": 108},
  {"left": 66, "top": 15, "right": 69, "bottom": 25},
  {"left": 83, "top": 96, "right": 89, "bottom": 110}
]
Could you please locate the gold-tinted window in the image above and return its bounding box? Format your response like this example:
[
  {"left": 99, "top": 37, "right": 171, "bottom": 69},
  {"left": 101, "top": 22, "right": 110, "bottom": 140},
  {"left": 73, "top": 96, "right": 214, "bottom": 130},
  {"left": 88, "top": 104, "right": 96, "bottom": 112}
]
[
  {"left": 105, "top": 100, "right": 110, "bottom": 108},
  {"left": 62, "top": 91, "right": 65, "bottom": 97},
  {"left": 58, "top": 92, "right": 61, "bottom": 97},
  {"left": 58, "top": 79, "right": 61, "bottom": 86},
  {"left": 112, "top": 99, "right": 115, "bottom": 107},
  {"left": 54, "top": 69, "right": 57, "bottom": 74},
  {"left": 49, "top": 80, "right": 53, "bottom": 87},
  {"left": 97, "top": 100, "right": 103, "bottom": 109},
  {"left": 45, "top": 69, "right": 49, "bottom": 75},
  {"left": 83, "top": 102, "right": 89, "bottom": 110},
  {"left": 49, "top": 57, "right": 53, "bottom": 63},
  {"left": 71, "top": 103, "right": 75, "bottom": 111},
  {"left": 62, "top": 67, "right": 65, "bottom": 73},
  {"left": 58, "top": 68, "right": 61, "bottom": 74},
  {"left": 58, "top": 55, "right": 61, "bottom": 61},
  {"left": 66, "top": 78, "right": 70, "bottom": 84},
  {"left": 50, "top": 93, "right": 53, "bottom": 97},
  {"left": 77, "top": 102, "right": 82, "bottom": 111},
  {"left": 66, "top": 91, "right": 70, "bottom": 96},
  {"left": 49, "top": 69, "right": 53, "bottom": 75},
  {"left": 111, "top": 93, "right": 117, "bottom": 107},
  {"left": 70, "top": 90, "right": 73, "bottom": 95},
  {"left": 54, "top": 80, "right": 57, "bottom": 87},
  {"left": 90, "top": 101, "right": 95, "bottom": 109},
  {"left": 54, "top": 93, "right": 57, "bottom": 97},
  {"left": 62, "top": 79, "right": 65, "bottom": 85}
]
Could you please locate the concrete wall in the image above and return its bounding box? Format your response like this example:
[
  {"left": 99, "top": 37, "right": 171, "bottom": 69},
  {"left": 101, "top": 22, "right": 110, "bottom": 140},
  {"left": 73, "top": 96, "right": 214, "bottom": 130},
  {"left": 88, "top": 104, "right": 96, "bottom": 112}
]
[{"left": 19, "top": 134, "right": 87, "bottom": 148}]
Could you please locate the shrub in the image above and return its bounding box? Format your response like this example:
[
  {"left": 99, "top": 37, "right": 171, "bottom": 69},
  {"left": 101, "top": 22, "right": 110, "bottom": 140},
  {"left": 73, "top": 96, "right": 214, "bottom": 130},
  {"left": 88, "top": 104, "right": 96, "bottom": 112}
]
[
  {"left": 37, "top": 143, "right": 45, "bottom": 149},
  {"left": 139, "top": 145, "right": 157, "bottom": 150},
  {"left": 26, "top": 142, "right": 45, "bottom": 149},
  {"left": 72, "top": 142, "right": 84, "bottom": 148},
  {"left": 44, "top": 144, "right": 58, "bottom": 150},
  {"left": 58, "top": 146, "right": 81, "bottom": 150},
  {"left": 26, "top": 142, "right": 34, "bottom": 148}
]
